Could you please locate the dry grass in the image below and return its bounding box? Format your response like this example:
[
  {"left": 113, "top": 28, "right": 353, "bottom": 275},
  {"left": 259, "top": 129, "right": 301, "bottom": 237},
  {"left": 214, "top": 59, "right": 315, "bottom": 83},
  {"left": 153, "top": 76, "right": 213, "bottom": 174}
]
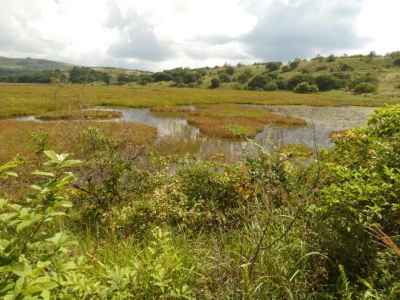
[
  {"left": 0, "top": 120, "right": 156, "bottom": 162},
  {"left": 278, "top": 144, "right": 314, "bottom": 158},
  {"left": 37, "top": 110, "right": 122, "bottom": 121},
  {"left": 153, "top": 104, "right": 306, "bottom": 139},
  {"left": 329, "top": 129, "right": 351, "bottom": 141}
]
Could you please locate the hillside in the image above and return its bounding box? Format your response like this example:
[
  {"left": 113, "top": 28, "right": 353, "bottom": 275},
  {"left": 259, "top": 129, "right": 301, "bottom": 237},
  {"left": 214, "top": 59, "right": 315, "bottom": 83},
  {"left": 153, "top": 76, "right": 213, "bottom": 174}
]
[
  {"left": 1, "top": 52, "right": 400, "bottom": 99},
  {"left": 141, "top": 52, "right": 400, "bottom": 97},
  {"left": 0, "top": 56, "right": 72, "bottom": 71}
]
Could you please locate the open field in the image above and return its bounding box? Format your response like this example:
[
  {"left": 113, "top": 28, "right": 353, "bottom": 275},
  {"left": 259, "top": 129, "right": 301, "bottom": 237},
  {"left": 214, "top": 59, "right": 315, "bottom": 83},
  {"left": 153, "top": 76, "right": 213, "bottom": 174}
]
[{"left": 1, "top": 84, "right": 400, "bottom": 119}]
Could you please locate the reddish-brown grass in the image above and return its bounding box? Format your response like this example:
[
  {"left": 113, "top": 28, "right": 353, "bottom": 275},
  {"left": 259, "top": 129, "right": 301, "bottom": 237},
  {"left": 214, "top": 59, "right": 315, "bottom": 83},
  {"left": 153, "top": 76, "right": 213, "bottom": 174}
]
[{"left": 152, "top": 104, "right": 306, "bottom": 139}]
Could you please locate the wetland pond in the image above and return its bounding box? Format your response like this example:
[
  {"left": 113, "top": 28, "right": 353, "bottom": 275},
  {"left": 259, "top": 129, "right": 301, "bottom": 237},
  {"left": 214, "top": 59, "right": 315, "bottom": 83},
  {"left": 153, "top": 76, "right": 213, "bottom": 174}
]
[
  {"left": 95, "top": 105, "right": 375, "bottom": 160},
  {"left": 15, "top": 105, "right": 375, "bottom": 160}
]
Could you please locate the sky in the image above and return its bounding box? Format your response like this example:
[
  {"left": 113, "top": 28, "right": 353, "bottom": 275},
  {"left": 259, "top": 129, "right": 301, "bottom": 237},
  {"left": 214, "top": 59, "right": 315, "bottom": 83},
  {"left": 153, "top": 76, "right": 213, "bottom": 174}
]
[{"left": 0, "top": 0, "right": 399, "bottom": 71}]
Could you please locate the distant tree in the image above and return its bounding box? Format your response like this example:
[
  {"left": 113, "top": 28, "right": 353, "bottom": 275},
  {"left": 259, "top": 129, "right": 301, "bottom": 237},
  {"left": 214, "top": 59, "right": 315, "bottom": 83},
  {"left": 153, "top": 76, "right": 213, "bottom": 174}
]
[
  {"left": 294, "top": 82, "right": 319, "bottom": 93},
  {"left": 393, "top": 58, "right": 400, "bottom": 67},
  {"left": 287, "top": 74, "right": 315, "bottom": 90},
  {"left": 289, "top": 59, "right": 301, "bottom": 70},
  {"left": 137, "top": 75, "right": 153, "bottom": 85},
  {"left": 209, "top": 78, "right": 220, "bottom": 89},
  {"left": 219, "top": 73, "right": 231, "bottom": 83},
  {"left": 327, "top": 54, "right": 336, "bottom": 62},
  {"left": 352, "top": 82, "right": 377, "bottom": 94},
  {"left": 117, "top": 74, "right": 130, "bottom": 85},
  {"left": 339, "top": 63, "right": 354, "bottom": 72},
  {"left": 237, "top": 69, "right": 253, "bottom": 84},
  {"left": 264, "top": 81, "right": 278, "bottom": 91},
  {"left": 69, "top": 66, "right": 109, "bottom": 84},
  {"left": 225, "top": 65, "right": 235, "bottom": 75},
  {"left": 351, "top": 73, "right": 379, "bottom": 88},
  {"left": 247, "top": 75, "right": 267, "bottom": 90},
  {"left": 153, "top": 72, "right": 173, "bottom": 82},
  {"left": 265, "top": 62, "right": 282, "bottom": 72},
  {"left": 275, "top": 78, "right": 289, "bottom": 90},
  {"left": 315, "top": 74, "right": 342, "bottom": 91}
]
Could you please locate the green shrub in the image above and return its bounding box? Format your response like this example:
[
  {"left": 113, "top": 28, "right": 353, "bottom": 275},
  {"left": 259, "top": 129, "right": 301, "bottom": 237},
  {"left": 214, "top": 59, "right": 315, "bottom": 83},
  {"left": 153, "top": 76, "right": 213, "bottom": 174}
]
[
  {"left": 294, "top": 82, "right": 319, "bottom": 93},
  {"left": 264, "top": 81, "right": 278, "bottom": 91},
  {"left": 289, "top": 59, "right": 301, "bottom": 70},
  {"left": 287, "top": 74, "right": 315, "bottom": 90},
  {"left": 209, "top": 78, "right": 220, "bottom": 89},
  {"left": 218, "top": 73, "right": 231, "bottom": 83},
  {"left": 265, "top": 62, "right": 282, "bottom": 72},
  {"left": 0, "top": 151, "right": 92, "bottom": 299},
  {"left": 247, "top": 75, "right": 267, "bottom": 90},
  {"left": 327, "top": 54, "right": 336, "bottom": 62},
  {"left": 352, "top": 82, "right": 377, "bottom": 94},
  {"left": 393, "top": 58, "right": 400, "bottom": 67},
  {"left": 225, "top": 65, "right": 235, "bottom": 75},
  {"left": 237, "top": 69, "right": 253, "bottom": 84},
  {"left": 315, "top": 74, "right": 343, "bottom": 91},
  {"left": 311, "top": 105, "right": 400, "bottom": 286}
]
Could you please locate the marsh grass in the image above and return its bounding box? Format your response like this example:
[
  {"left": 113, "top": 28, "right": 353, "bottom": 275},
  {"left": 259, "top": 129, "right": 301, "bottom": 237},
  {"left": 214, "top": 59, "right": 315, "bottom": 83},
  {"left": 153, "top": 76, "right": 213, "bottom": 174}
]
[
  {"left": 0, "top": 84, "right": 399, "bottom": 119},
  {"left": 37, "top": 109, "right": 122, "bottom": 121},
  {"left": 0, "top": 120, "right": 156, "bottom": 162},
  {"left": 153, "top": 104, "right": 307, "bottom": 139}
]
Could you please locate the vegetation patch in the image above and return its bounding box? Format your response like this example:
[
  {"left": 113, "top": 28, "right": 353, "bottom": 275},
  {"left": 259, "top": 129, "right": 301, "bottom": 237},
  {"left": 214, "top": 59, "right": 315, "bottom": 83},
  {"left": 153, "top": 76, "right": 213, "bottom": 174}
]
[
  {"left": 1, "top": 84, "right": 399, "bottom": 120},
  {"left": 278, "top": 143, "right": 314, "bottom": 158},
  {"left": 0, "top": 120, "right": 156, "bottom": 162},
  {"left": 2, "top": 105, "right": 400, "bottom": 298},
  {"left": 37, "top": 109, "right": 122, "bottom": 121},
  {"left": 152, "top": 104, "right": 307, "bottom": 139}
]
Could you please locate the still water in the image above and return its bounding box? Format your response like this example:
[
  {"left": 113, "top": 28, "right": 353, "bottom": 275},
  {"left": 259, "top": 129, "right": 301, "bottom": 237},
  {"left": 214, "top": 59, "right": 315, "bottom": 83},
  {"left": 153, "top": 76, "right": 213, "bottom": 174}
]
[
  {"left": 97, "top": 105, "right": 375, "bottom": 159},
  {"left": 14, "top": 105, "right": 375, "bottom": 160}
]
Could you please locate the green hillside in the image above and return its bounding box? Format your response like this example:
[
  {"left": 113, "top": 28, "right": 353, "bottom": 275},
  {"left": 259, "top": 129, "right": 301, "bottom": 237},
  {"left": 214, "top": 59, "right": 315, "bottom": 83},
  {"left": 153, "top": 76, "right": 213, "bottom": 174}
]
[{"left": 0, "top": 56, "right": 72, "bottom": 71}]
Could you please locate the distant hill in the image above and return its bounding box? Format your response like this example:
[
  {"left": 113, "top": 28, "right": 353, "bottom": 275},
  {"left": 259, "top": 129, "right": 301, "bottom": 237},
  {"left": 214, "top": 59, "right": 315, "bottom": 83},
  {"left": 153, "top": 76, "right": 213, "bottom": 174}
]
[
  {"left": 0, "top": 56, "right": 152, "bottom": 75},
  {"left": 0, "top": 56, "right": 72, "bottom": 71},
  {"left": 1, "top": 53, "right": 400, "bottom": 97},
  {"left": 91, "top": 66, "right": 152, "bottom": 76}
]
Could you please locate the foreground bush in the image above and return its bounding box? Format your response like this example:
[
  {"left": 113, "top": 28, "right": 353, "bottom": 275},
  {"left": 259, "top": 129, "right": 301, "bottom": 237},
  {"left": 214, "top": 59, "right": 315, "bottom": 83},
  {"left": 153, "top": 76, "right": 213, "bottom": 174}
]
[{"left": 2, "top": 106, "right": 400, "bottom": 298}]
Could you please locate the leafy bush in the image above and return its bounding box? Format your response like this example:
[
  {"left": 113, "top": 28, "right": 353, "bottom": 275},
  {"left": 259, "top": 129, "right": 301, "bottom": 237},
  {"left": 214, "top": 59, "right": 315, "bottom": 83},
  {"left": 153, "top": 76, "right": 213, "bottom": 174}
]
[
  {"left": 311, "top": 105, "right": 400, "bottom": 286},
  {"left": 0, "top": 151, "right": 89, "bottom": 299},
  {"left": 294, "top": 82, "right": 319, "bottom": 93}
]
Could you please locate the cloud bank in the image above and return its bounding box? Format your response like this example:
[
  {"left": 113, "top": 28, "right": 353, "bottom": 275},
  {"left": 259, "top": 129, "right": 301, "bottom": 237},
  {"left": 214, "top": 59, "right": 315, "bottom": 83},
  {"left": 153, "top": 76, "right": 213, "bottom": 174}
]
[{"left": 0, "top": 0, "right": 396, "bottom": 70}]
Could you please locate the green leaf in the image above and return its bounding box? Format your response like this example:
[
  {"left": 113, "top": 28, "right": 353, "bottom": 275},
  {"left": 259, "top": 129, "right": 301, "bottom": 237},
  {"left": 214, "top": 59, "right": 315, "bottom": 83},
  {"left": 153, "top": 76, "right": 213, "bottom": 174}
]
[
  {"left": 44, "top": 150, "right": 58, "bottom": 161},
  {"left": 32, "top": 171, "right": 55, "bottom": 178}
]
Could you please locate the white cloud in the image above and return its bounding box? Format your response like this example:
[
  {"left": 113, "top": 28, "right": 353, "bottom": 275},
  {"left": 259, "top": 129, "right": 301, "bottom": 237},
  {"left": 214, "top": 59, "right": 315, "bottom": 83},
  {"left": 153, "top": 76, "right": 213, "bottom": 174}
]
[{"left": 0, "top": 0, "right": 398, "bottom": 70}]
